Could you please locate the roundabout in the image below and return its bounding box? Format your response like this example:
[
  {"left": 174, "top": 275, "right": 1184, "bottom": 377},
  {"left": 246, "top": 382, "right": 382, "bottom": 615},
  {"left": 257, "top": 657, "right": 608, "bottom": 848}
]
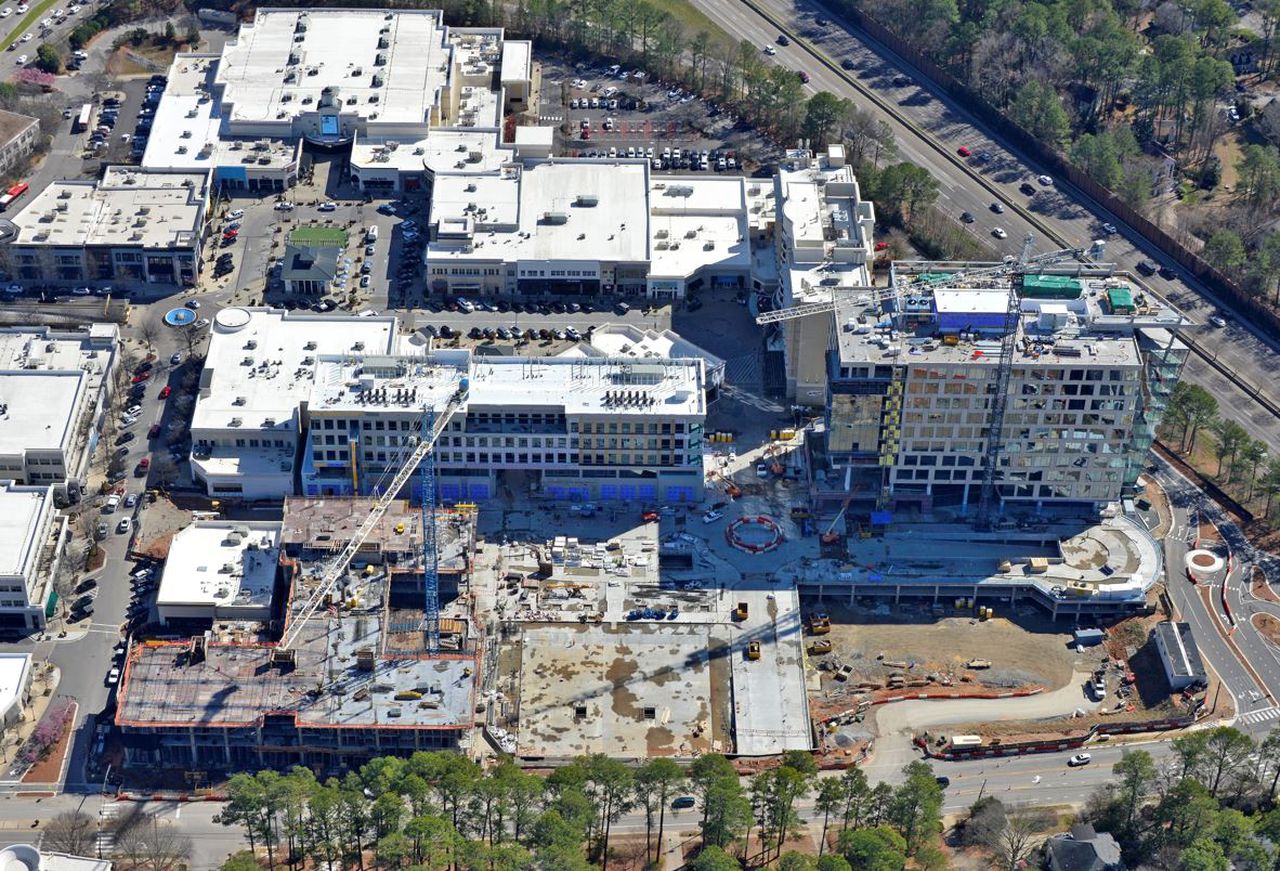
[
  {"left": 1186, "top": 549, "right": 1225, "bottom": 575},
  {"left": 164, "top": 307, "right": 196, "bottom": 327},
  {"left": 725, "top": 514, "right": 785, "bottom": 554}
]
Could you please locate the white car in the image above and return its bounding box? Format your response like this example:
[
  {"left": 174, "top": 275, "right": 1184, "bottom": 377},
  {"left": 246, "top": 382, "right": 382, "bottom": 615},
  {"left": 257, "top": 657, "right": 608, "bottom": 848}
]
[
  {"left": 702, "top": 510, "right": 724, "bottom": 524},
  {"left": 116, "top": 518, "right": 131, "bottom": 535},
  {"left": 0, "top": 9, "right": 11, "bottom": 18},
  {"left": 125, "top": 404, "right": 142, "bottom": 416},
  {"left": 14, "top": 54, "right": 25, "bottom": 64},
  {"left": 317, "top": 201, "right": 337, "bottom": 211},
  {"left": 763, "top": 44, "right": 776, "bottom": 54},
  {"left": 193, "top": 318, "right": 210, "bottom": 330},
  {"left": 1037, "top": 174, "right": 1053, "bottom": 186},
  {"left": 273, "top": 201, "right": 294, "bottom": 211},
  {"left": 15, "top": 4, "right": 28, "bottom": 11},
  {"left": 120, "top": 414, "right": 137, "bottom": 427},
  {"left": 1210, "top": 315, "right": 1227, "bottom": 328},
  {"left": 992, "top": 227, "right": 1008, "bottom": 239},
  {"left": 185, "top": 299, "right": 200, "bottom": 309},
  {"left": 227, "top": 208, "right": 244, "bottom": 220},
  {"left": 106, "top": 666, "right": 120, "bottom": 686},
  {"left": 1068, "top": 753, "right": 1092, "bottom": 766},
  {"left": 20, "top": 32, "right": 31, "bottom": 41}
]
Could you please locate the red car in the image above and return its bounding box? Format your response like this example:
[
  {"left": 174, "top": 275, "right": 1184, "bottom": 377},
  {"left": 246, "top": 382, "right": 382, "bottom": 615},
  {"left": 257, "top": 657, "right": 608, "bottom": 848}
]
[
  {"left": 130, "top": 371, "right": 151, "bottom": 384},
  {"left": 797, "top": 71, "right": 810, "bottom": 83},
  {"left": 957, "top": 146, "right": 972, "bottom": 157},
  {"left": 223, "top": 228, "right": 238, "bottom": 239},
  {"left": 135, "top": 458, "right": 150, "bottom": 476},
  {"left": 641, "top": 510, "right": 660, "bottom": 523},
  {"left": 158, "top": 384, "right": 171, "bottom": 399},
  {"left": 874, "top": 241, "right": 890, "bottom": 251}
]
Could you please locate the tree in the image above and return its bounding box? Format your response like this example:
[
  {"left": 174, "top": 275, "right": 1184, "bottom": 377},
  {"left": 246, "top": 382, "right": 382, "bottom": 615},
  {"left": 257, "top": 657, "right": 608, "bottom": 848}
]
[
  {"left": 887, "top": 762, "right": 943, "bottom": 855},
  {"left": 803, "top": 92, "right": 851, "bottom": 148},
  {"left": 580, "top": 754, "right": 634, "bottom": 869},
  {"left": 634, "top": 758, "right": 684, "bottom": 867},
  {"left": 1179, "top": 838, "right": 1230, "bottom": 871},
  {"left": 112, "top": 813, "right": 193, "bottom": 871},
  {"left": 1208, "top": 418, "right": 1248, "bottom": 480},
  {"left": 1113, "top": 750, "right": 1156, "bottom": 830},
  {"left": 1260, "top": 458, "right": 1280, "bottom": 518},
  {"left": 42, "top": 811, "right": 97, "bottom": 856},
  {"left": 1202, "top": 229, "right": 1246, "bottom": 277},
  {"left": 1166, "top": 382, "right": 1218, "bottom": 453},
  {"left": 1235, "top": 144, "right": 1280, "bottom": 222},
  {"left": 837, "top": 825, "right": 907, "bottom": 871},
  {"left": 219, "top": 852, "right": 261, "bottom": 871},
  {"left": 35, "top": 44, "right": 61, "bottom": 74},
  {"left": 1009, "top": 79, "right": 1069, "bottom": 143},
  {"left": 1259, "top": 727, "right": 1280, "bottom": 801},
  {"left": 814, "top": 777, "right": 846, "bottom": 855},
  {"left": 1240, "top": 439, "right": 1269, "bottom": 500},
  {"left": 138, "top": 319, "right": 160, "bottom": 355},
  {"left": 875, "top": 163, "right": 940, "bottom": 225},
  {"left": 688, "top": 845, "right": 740, "bottom": 871},
  {"left": 1199, "top": 726, "right": 1254, "bottom": 798}
]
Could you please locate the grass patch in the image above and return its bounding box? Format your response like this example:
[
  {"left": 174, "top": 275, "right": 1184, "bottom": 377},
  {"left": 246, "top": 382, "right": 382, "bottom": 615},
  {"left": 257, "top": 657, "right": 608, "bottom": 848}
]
[
  {"left": 289, "top": 225, "right": 347, "bottom": 247},
  {"left": 643, "top": 0, "right": 735, "bottom": 53},
  {"left": 1, "top": 0, "right": 58, "bottom": 54}
]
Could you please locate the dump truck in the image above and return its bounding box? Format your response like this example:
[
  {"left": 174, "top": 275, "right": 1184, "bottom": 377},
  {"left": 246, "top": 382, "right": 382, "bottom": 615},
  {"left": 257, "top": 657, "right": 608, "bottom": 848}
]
[
  {"left": 746, "top": 640, "right": 761, "bottom": 660},
  {"left": 808, "top": 613, "right": 831, "bottom": 635},
  {"left": 808, "top": 639, "right": 833, "bottom": 655},
  {"left": 733, "top": 601, "right": 749, "bottom": 621}
]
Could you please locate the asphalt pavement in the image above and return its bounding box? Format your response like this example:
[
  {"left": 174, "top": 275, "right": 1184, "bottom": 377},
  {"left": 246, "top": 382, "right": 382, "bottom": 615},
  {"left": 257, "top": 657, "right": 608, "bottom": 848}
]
[{"left": 690, "top": 0, "right": 1280, "bottom": 456}]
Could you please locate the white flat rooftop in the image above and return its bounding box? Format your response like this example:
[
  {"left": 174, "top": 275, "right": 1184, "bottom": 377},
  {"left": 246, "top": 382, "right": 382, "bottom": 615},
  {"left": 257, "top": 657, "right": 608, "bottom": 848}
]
[
  {"left": 143, "top": 54, "right": 296, "bottom": 173},
  {"left": 7, "top": 171, "right": 206, "bottom": 249},
  {"left": 193, "top": 308, "right": 398, "bottom": 433},
  {"left": 429, "top": 160, "right": 650, "bottom": 263},
  {"left": 309, "top": 351, "right": 706, "bottom": 418},
  {"left": 0, "top": 484, "right": 46, "bottom": 578},
  {"left": 0, "top": 652, "right": 30, "bottom": 718},
  {"left": 216, "top": 8, "right": 450, "bottom": 130},
  {"left": 0, "top": 372, "right": 84, "bottom": 457},
  {"left": 156, "top": 521, "right": 281, "bottom": 612},
  {"left": 351, "top": 128, "right": 508, "bottom": 176}
]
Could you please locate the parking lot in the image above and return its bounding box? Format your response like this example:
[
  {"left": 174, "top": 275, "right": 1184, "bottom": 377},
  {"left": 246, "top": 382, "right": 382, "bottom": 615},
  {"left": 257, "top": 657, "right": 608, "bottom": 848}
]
[{"left": 540, "top": 56, "right": 781, "bottom": 174}]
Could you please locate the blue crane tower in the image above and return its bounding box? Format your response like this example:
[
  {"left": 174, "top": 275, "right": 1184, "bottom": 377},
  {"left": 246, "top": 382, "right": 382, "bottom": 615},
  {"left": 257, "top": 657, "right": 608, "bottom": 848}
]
[{"left": 419, "top": 407, "right": 440, "bottom": 653}]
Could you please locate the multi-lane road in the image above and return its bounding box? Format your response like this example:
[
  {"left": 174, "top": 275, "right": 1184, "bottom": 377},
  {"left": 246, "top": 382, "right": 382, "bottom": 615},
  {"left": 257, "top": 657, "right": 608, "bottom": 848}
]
[{"left": 692, "top": 0, "right": 1280, "bottom": 457}]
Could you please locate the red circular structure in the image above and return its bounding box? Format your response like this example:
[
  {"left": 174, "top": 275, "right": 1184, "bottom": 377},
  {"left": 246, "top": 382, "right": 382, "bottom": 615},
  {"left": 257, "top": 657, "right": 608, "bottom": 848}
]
[{"left": 726, "top": 515, "right": 785, "bottom": 554}]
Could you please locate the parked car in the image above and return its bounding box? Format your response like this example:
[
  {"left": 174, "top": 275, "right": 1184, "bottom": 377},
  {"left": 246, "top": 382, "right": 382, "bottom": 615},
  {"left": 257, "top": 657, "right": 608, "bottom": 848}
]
[{"left": 1068, "top": 753, "right": 1092, "bottom": 766}]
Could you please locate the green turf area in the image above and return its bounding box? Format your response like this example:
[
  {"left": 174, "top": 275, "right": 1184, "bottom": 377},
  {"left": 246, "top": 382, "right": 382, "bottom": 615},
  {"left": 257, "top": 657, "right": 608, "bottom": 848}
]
[
  {"left": 2, "top": 0, "right": 59, "bottom": 57},
  {"left": 642, "top": 0, "right": 734, "bottom": 53},
  {"left": 289, "top": 226, "right": 348, "bottom": 247}
]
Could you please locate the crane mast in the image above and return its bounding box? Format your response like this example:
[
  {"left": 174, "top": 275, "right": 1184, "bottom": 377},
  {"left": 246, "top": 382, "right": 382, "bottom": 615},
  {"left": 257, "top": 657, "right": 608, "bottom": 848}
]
[{"left": 271, "top": 380, "right": 468, "bottom": 667}]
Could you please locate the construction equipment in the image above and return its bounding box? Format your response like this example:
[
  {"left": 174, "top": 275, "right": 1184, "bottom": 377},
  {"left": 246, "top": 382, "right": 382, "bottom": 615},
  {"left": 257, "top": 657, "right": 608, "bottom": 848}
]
[
  {"left": 746, "top": 640, "right": 761, "bottom": 661},
  {"left": 966, "top": 659, "right": 992, "bottom": 669},
  {"left": 733, "top": 601, "right": 749, "bottom": 621},
  {"left": 820, "top": 496, "right": 854, "bottom": 545},
  {"left": 808, "top": 639, "right": 833, "bottom": 655},
  {"left": 808, "top": 613, "right": 831, "bottom": 635},
  {"left": 271, "top": 377, "right": 468, "bottom": 667}
]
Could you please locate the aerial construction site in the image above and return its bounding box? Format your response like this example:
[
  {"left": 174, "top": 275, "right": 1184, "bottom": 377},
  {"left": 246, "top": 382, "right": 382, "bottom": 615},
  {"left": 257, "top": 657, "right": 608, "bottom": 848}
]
[{"left": 112, "top": 250, "right": 1207, "bottom": 773}]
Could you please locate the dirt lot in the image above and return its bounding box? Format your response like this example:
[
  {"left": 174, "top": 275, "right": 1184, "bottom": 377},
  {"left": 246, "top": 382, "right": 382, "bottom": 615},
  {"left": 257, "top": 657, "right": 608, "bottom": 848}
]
[
  {"left": 810, "top": 604, "right": 1081, "bottom": 691},
  {"left": 1254, "top": 612, "right": 1280, "bottom": 646}
]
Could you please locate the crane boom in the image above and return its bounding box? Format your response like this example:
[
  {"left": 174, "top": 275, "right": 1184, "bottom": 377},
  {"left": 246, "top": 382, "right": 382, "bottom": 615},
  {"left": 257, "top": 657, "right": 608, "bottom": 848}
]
[{"left": 275, "top": 383, "right": 467, "bottom": 656}]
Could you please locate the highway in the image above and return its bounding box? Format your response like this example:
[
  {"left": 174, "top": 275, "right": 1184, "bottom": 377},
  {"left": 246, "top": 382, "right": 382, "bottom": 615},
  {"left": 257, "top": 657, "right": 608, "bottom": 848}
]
[{"left": 691, "top": 0, "right": 1280, "bottom": 456}]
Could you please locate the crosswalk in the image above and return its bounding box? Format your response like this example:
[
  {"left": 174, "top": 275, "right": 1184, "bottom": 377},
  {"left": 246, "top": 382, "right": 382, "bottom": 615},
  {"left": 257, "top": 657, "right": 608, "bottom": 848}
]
[
  {"left": 96, "top": 801, "right": 121, "bottom": 856},
  {"left": 1238, "top": 705, "right": 1280, "bottom": 727}
]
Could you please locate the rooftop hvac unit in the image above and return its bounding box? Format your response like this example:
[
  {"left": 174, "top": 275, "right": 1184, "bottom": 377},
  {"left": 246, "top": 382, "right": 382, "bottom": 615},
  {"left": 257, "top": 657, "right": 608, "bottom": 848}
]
[
  {"left": 263, "top": 417, "right": 275, "bottom": 426},
  {"left": 684, "top": 229, "right": 696, "bottom": 238},
  {"left": 542, "top": 211, "right": 569, "bottom": 225},
  {"left": 229, "top": 417, "right": 243, "bottom": 427},
  {"left": 655, "top": 229, "right": 668, "bottom": 239},
  {"left": 576, "top": 194, "right": 599, "bottom": 207}
]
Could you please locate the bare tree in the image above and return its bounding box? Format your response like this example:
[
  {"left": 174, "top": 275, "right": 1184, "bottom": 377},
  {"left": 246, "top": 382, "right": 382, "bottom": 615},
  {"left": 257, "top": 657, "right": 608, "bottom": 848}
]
[
  {"left": 137, "top": 320, "right": 160, "bottom": 355},
  {"left": 42, "top": 810, "right": 97, "bottom": 855},
  {"left": 112, "top": 813, "right": 193, "bottom": 871},
  {"left": 984, "top": 808, "right": 1047, "bottom": 871}
]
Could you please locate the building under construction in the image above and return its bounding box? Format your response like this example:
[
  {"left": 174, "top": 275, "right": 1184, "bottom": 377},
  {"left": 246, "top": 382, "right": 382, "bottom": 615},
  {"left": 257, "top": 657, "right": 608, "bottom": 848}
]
[{"left": 115, "top": 500, "right": 478, "bottom": 773}]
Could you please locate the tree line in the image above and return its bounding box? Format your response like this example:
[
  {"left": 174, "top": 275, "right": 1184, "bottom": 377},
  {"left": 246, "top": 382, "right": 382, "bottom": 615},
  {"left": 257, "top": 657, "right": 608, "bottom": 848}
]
[
  {"left": 1062, "top": 725, "right": 1280, "bottom": 869},
  {"left": 1164, "top": 381, "right": 1280, "bottom": 520},
  {"left": 201, "top": 750, "right": 950, "bottom": 870}
]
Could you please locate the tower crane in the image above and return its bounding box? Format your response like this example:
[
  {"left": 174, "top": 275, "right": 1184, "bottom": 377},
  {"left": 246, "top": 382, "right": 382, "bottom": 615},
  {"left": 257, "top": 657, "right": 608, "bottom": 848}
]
[
  {"left": 757, "top": 236, "right": 1097, "bottom": 529},
  {"left": 270, "top": 376, "right": 469, "bottom": 669}
]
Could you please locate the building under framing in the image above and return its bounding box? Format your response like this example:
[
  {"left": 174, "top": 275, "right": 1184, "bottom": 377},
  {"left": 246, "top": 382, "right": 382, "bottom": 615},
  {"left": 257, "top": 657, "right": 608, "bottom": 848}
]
[{"left": 115, "top": 500, "right": 478, "bottom": 773}]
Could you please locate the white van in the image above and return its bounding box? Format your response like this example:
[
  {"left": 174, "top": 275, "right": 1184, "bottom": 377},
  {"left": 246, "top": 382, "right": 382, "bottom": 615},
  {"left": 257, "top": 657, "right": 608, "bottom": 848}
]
[{"left": 366, "top": 225, "right": 379, "bottom": 242}]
